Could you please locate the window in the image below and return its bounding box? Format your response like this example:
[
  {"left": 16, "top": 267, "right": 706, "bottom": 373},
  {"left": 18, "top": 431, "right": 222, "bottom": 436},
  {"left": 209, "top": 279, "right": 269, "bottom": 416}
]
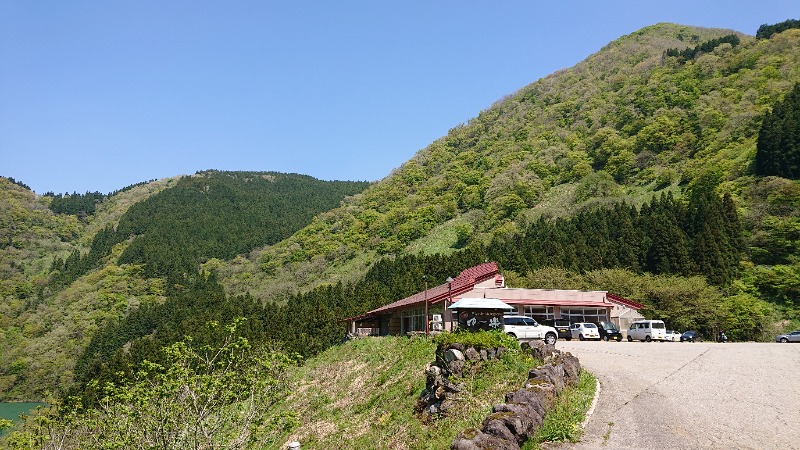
[
  {"left": 524, "top": 305, "right": 554, "bottom": 321},
  {"left": 562, "top": 307, "right": 607, "bottom": 323},
  {"left": 400, "top": 308, "right": 425, "bottom": 333}
]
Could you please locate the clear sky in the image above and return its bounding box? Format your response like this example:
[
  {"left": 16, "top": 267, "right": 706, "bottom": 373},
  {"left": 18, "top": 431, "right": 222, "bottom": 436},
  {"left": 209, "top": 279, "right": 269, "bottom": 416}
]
[{"left": 1, "top": 1, "right": 797, "bottom": 194}]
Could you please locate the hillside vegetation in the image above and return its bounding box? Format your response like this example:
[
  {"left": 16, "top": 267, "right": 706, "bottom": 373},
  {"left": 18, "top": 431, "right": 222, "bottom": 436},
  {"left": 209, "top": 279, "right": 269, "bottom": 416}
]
[
  {"left": 2, "top": 21, "right": 800, "bottom": 403},
  {"left": 209, "top": 23, "right": 800, "bottom": 304},
  {"left": 3, "top": 331, "right": 595, "bottom": 450},
  {"left": 0, "top": 172, "right": 368, "bottom": 400}
]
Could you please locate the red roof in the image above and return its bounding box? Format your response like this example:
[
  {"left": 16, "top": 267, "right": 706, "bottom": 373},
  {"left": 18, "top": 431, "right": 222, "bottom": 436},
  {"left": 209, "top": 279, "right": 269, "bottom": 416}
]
[
  {"left": 607, "top": 292, "right": 645, "bottom": 310},
  {"left": 348, "top": 262, "right": 499, "bottom": 320}
]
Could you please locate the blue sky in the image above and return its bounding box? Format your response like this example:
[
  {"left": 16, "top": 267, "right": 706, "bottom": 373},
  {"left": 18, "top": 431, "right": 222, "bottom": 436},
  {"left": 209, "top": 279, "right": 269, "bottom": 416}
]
[{"left": 1, "top": 1, "right": 797, "bottom": 194}]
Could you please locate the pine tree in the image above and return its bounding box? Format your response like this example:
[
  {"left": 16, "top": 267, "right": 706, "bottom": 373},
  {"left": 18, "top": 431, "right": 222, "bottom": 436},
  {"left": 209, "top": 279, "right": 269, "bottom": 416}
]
[{"left": 755, "top": 83, "right": 800, "bottom": 179}]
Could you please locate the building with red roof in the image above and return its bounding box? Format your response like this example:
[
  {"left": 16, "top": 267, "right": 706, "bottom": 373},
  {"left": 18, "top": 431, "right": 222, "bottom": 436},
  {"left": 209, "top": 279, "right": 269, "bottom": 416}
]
[{"left": 346, "top": 262, "right": 644, "bottom": 336}]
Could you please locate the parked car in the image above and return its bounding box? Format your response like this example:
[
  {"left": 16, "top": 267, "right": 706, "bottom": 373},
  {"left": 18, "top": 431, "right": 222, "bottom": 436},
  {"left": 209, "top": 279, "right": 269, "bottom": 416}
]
[
  {"left": 570, "top": 322, "right": 601, "bottom": 341},
  {"left": 503, "top": 315, "right": 558, "bottom": 345},
  {"left": 593, "top": 321, "right": 623, "bottom": 341},
  {"left": 775, "top": 330, "right": 800, "bottom": 343},
  {"left": 627, "top": 319, "right": 667, "bottom": 342},
  {"left": 680, "top": 330, "right": 702, "bottom": 342},
  {"left": 664, "top": 330, "right": 681, "bottom": 342},
  {"left": 542, "top": 319, "right": 572, "bottom": 341}
]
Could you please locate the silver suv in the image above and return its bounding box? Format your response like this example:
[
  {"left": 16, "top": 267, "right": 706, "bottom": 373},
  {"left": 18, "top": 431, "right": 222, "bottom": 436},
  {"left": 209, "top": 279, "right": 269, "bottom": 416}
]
[{"left": 502, "top": 315, "right": 558, "bottom": 345}]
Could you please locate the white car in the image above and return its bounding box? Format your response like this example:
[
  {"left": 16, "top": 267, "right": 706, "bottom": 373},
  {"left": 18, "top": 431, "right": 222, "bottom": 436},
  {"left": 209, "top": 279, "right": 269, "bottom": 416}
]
[
  {"left": 664, "top": 330, "right": 681, "bottom": 342},
  {"left": 502, "top": 315, "right": 558, "bottom": 345},
  {"left": 570, "top": 322, "right": 601, "bottom": 341}
]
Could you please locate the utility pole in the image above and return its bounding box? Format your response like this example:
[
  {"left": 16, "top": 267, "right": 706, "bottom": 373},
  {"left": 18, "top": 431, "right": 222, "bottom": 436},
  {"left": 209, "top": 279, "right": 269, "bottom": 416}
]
[
  {"left": 446, "top": 276, "right": 454, "bottom": 331},
  {"left": 423, "top": 275, "right": 429, "bottom": 336}
]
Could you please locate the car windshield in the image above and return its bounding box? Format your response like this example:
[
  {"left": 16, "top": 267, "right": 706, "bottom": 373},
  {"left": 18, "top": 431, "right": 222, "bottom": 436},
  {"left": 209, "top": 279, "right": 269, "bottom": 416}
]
[
  {"left": 602, "top": 323, "right": 618, "bottom": 330},
  {"left": 583, "top": 323, "right": 597, "bottom": 328}
]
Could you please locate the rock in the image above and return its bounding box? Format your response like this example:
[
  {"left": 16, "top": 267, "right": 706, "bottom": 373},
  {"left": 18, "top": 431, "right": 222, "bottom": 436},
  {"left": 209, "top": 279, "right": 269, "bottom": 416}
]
[
  {"left": 480, "top": 349, "right": 488, "bottom": 361},
  {"left": 493, "top": 402, "right": 543, "bottom": 436},
  {"left": 506, "top": 385, "right": 556, "bottom": 412},
  {"left": 449, "top": 343, "right": 466, "bottom": 352},
  {"left": 444, "top": 348, "right": 465, "bottom": 363},
  {"left": 556, "top": 353, "right": 581, "bottom": 385},
  {"left": 451, "top": 428, "right": 520, "bottom": 450},
  {"left": 447, "top": 359, "right": 465, "bottom": 376},
  {"left": 465, "top": 347, "right": 481, "bottom": 361},
  {"left": 483, "top": 411, "right": 525, "bottom": 444},
  {"left": 529, "top": 340, "right": 557, "bottom": 360},
  {"left": 487, "top": 347, "right": 497, "bottom": 360},
  {"left": 528, "top": 364, "right": 566, "bottom": 394}
]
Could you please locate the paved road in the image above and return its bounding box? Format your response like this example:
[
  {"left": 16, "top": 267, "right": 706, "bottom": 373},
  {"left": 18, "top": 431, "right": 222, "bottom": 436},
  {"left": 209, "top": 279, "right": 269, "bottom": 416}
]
[{"left": 545, "top": 340, "right": 800, "bottom": 450}]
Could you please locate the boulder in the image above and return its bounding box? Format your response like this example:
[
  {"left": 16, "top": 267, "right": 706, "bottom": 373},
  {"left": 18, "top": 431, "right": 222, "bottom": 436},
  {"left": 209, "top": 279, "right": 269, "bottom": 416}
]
[
  {"left": 506, "top": 385, "right": 556, "bottom": 413},
  {"left": 447, "top": 359, "right": 465, "bottom": 376},
  {"left": 451, "top": 428, "right": 520, "bottom": 450},
  {"left": 444, "top": 348, "right": 465, "bottom": 363},
  {"left": 528, "top": 364, "right": 566, "bottom": 394},
  {"left": 483, "top": 411, "right": 527, "bottom": 444},
  {"left": 493, "top": 402, "right": 543, "bottom": 436},
  {"left": 528, "top": 340, "right": 557, "bottom": 360},
  {"left": 464, "top": 347, "right": 481, "bottom": 361}
]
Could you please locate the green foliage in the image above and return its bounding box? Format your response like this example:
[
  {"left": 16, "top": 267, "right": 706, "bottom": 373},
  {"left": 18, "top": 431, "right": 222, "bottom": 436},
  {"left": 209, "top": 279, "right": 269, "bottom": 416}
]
[
  {"left": 44, "top": 192, "right": 105, "bottom": 217},
  {"left": 755, "top": 83, "right": 800, "bottom": 179},
  {"left": 3, "top": 320, "right": 297, "bottom": 450},
  {"left": 665, "top": 34, "right": 741, "bottom": 63},
  {"left": 756, "top": 19, "right": 800, "bottom": 39},
  {"left": 486, "top": 190, "right": 742, "bottom": 285},
  {"left": 52, "top": 171, "right": 368, "bottom": 287},
  {"left": 262, "top": 336, "right": 535, "bottom": 449},
  {"left": 525, "top": 370, "right": 597, "bottom": 448},
  {"left": 433, "top": 330, "right": 521, "bottom": 351}
]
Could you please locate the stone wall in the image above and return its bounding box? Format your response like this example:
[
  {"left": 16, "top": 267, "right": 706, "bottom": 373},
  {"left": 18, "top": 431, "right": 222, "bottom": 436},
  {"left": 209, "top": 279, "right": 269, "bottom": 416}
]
[{"left": 417, "top": 340, "right": 582, "bottom": 450}]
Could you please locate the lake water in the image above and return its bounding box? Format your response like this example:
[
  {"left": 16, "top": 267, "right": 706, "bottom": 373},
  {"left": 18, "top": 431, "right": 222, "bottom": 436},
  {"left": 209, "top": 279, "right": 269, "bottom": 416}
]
[{"left": 0, "top": 402, "right": 44, "bottom": 432}]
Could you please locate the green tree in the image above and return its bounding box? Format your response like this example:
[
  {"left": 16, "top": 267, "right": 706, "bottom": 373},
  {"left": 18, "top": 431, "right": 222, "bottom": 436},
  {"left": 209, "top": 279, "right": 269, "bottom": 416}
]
[
  {"left": 755, "top": 83, "right": 800, "bottom": 179},
  {"left": 5, "top": 320, "right": 297, "bottom": 450}
]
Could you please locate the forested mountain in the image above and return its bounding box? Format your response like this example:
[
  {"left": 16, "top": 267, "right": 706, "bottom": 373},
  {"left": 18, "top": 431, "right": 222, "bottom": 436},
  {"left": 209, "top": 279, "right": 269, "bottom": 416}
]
[
  {"left": 210, "top": 23, "right": 800, "bottom": 303},
  {"left": 2, "top": 21, "right": 800, "bottom": 403},
  {"left": 0, "top": 172, "right": 368, "bottom": 399}
]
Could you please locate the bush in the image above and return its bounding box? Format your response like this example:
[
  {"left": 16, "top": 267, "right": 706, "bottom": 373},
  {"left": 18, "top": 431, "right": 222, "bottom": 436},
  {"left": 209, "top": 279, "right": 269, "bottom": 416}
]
[{"left": 432, "top": 329, "right": 521, "bottom": 351}]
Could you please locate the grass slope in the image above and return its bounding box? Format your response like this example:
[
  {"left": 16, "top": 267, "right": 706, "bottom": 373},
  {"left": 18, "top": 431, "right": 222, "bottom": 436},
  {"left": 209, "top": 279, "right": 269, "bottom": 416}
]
[{"left": 266, "top": 336, "right": 595, "bottom": 450}]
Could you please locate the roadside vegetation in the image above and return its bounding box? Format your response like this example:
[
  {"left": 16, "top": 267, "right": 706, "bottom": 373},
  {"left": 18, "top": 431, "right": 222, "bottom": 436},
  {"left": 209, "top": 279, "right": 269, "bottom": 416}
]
[{"left": 1, "top": 328, "right": 596, "bottom": 450}]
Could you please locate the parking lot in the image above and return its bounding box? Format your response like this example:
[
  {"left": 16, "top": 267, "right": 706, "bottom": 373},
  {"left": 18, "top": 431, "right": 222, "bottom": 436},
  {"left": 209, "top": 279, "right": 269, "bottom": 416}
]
[{"left": 547, "top": 340, "right": 800, "bottom": 450}]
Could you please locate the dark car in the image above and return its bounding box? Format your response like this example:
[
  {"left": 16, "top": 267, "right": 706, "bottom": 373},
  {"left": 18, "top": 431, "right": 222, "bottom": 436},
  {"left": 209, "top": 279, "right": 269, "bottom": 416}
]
[
  {"left": 593, "top": 321, "right": 623, "bottom": 341},
  {"left": 680, "top": 330, "right": 702, "bottom": 342},
  {"left": 542, "top": 319, "right": 572, "bottom": 341}
]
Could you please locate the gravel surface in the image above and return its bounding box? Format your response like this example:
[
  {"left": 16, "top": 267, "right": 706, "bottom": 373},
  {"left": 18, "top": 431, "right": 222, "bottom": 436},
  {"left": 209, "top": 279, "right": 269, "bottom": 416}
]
[{"left": 543, "top": 340, "right": 800, "bottom": 450}]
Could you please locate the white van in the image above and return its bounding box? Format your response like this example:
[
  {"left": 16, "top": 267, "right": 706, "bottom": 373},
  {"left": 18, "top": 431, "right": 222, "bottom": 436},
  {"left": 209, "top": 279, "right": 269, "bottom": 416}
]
[{"left": 627, "top": 320, "right": 667, "bottom": 342}]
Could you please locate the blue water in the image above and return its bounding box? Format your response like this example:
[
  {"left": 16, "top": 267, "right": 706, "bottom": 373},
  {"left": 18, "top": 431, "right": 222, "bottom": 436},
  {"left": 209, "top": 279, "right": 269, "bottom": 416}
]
[{"left": 0, "top": 402, "right": 44, "bottom": 434}]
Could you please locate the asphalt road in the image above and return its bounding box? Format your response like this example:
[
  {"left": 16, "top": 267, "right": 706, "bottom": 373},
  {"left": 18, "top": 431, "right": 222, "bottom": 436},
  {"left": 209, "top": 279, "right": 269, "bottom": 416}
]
[{"left": 545, "top": 340, "right": 800, "bottom": 450}]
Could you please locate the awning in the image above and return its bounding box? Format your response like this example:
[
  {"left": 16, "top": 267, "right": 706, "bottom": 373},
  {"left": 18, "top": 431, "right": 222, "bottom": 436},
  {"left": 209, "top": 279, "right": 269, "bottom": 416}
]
[{"left": 448, "top": 298, "right": 514, "bottom": 310}]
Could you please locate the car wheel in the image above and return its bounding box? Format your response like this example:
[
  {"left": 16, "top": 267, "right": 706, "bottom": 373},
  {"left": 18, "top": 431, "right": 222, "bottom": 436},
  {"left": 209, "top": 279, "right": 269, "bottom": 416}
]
[
  {"left": 507, "top": 333, "right": 517, "bottom": 339},
  {"left": 579, "top": 334, "right": 585, "bottom": 341},
  {"left": 645, "top": 335, "right": 652, "bottom": 342},
  {"left": 627, "top": 336, "right": 633, "bottom": 342},
  {"left": 603, "top": 335, "right": 609, "bottom": 342},
  {"left": 781, "top": 337, "right": 789, "bottom": 343},
  {"left": 545, "top": 333, "right": 557, "bottom": 345}
]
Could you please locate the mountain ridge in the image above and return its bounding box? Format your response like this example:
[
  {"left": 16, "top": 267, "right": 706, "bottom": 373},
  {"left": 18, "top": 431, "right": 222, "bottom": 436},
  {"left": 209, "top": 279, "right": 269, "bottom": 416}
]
[{"left": 2, "top": 21, "right": 800, "bottom": 401}]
